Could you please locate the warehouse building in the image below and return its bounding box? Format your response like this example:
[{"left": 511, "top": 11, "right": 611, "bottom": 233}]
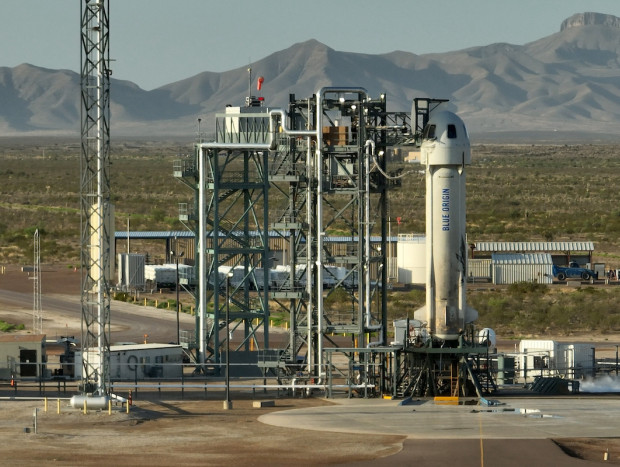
[{"left": 398, "top": 238, "right": 595, "bottom": 285}]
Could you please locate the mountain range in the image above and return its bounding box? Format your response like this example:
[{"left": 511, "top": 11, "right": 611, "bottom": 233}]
[{"left": 2, "top": 12, "right": 620, "bottom": 141}]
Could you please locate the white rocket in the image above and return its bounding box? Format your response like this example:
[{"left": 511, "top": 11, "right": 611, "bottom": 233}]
[{"left": 414, "top": 110, "right": 478, "bottom": 342}]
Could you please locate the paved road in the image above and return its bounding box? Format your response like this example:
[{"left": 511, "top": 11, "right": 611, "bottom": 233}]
[{"left": 0, "top": 288, "right": 194, "bottom": 344}]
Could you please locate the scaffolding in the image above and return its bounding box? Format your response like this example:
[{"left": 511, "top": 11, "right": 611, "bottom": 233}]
[{"left": 175, "top": 87, "right": 413, "bottom": 390}]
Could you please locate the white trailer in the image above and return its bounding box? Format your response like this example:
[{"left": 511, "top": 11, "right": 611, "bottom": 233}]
[{"left": 77, "top": 343, "right": 183, "bottom": 380}]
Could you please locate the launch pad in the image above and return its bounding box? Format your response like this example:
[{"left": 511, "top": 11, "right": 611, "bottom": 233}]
[
  {"left": 398, "top": 336, "right": 496, "bottom": 398},
  {"left": 170, "top": 87, "right": 498, "bottom": 399}
]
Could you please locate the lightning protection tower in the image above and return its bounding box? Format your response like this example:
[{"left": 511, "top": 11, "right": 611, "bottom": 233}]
[{"left": 80, "top": 0, "right": 111, "bottom": 396}]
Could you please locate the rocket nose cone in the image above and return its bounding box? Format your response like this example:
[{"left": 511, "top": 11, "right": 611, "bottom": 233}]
[{"left": 421, "top": 110, "right": 470, "bottom": 147}]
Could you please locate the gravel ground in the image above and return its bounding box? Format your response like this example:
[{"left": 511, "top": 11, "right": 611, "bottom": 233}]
[{"left": 1, "top": 265, "right": 619, "bottom": 465}]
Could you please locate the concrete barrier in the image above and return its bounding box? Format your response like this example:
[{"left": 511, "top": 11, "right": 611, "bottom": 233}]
[{"left": 253, "top": 400, "right": 275, "bottom": 408}]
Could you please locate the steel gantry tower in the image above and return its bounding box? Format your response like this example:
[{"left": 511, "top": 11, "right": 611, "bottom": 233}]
[
  {"left": 80, "top": 0, "right": 111, "bottom": 396},
  {"left": 274, "top": 89, "right": 392, "bottom": 383},
  {"left": 175, "top": 86, "right": 411, "bottom": 391}
]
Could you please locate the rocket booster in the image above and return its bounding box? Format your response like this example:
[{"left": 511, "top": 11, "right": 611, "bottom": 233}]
[{"left": 414, "top": 111, "right": 478, "bottom": 341}]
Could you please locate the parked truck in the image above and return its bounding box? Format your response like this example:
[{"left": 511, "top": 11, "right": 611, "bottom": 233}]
[{"left": 552, "top": 261, "right": 597, "bottom": 281}]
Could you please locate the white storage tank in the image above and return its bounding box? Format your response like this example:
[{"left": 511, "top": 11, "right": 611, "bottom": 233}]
[{"left": 397, "top": 234, "right": 425, "bottom": 284}]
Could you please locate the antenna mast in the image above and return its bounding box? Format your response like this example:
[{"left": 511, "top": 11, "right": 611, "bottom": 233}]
[{"left": 247, "top": 67, "right": 252, "bottom": 106}]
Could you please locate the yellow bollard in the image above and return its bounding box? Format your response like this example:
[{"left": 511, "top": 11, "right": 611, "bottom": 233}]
[
  {"left": 83, "top": 399, "right": 87, "bottom": 415},
  {"left": 44, "top": 397, "right": 48, "bottom": 413},
  {"left": 57, "top": 399, "right": 60, "bottom": 414},
  {"left": 144, "top": 298, "right": 147, "bottom": 306},
  {"left": 155, "top": 299, "right": 158, "bottom": 308},
  {"left": 108, "top": 399, "right": 112, "bottom": 415},
  {"left": 126, "top": 400, "right": 130, "bottom": 414}
]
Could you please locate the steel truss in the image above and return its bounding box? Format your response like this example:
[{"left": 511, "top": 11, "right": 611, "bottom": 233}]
[
  {"left": 80, "top": 0, "right": 111, "bottom": 395},
  {"left": 203, "top": 147, "right": 271, "bottom": 367},
  {"left": 272, "top": 90, "right": 391, "bottom": 386},
  {"left": 175, "top": 87, "right": 415, "bottom": 390}
]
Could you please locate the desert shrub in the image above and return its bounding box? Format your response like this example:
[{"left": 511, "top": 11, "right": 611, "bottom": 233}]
[
  {"left": 113, "top": 292, "right": 131, "bottom": 302},
  {"left": 0, "top": 321, "right": 25, "bottom": 332},
  {"left": 324, "top": 287, "right": 351, "bottom": 308},
  {"left": 508, "top": 281, "right": 547, "bottom": 295}
]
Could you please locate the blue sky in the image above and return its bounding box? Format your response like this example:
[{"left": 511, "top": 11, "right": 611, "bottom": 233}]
[{"left": 2, "top": 1, "right": 620, "bottom": 90}]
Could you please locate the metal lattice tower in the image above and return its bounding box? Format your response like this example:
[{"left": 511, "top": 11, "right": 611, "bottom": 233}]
[
  {"left": 32, "top": 229, "right": 42, "bottom": 334},
  {"left": 80, "top": 0, "right": 111, "bottom": 396},
  {"left": 275, "top": 89, "right": 391, "bottom": 383},
  {"left": 175, "top": 86, "right": 413, "bottom": 390}
]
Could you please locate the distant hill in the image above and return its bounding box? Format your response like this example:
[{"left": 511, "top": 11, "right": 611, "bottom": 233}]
[{"left": 2, "top": 12, "right": 620, "bottom": 141}]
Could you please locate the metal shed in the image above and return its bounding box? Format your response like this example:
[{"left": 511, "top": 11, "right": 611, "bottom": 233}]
[{"left": 491, "top": 253, "right": 553, "bottom": 285}]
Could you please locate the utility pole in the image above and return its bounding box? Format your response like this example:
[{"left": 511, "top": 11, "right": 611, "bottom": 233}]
[
  {"left": 32, "top": 229, "right": 42, "bottom": 334},
  {"left": 171, "top": 239, "right": 184, "bottom": 345}
]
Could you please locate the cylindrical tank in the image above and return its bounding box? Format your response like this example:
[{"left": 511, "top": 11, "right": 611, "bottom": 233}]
[
  {"left": 478, "top": 328, "right": 497, "bottom": 348},
  {"left": 70, "top": 395, "right": 109, "bottom": 410}
]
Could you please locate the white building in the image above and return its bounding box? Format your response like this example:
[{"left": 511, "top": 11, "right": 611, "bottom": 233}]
[
  {"left": 77, "top": 343, "right": 183, "bottom": 380},
  {"left": 518, "top": 339, "right": 593, "bottom": 381}
]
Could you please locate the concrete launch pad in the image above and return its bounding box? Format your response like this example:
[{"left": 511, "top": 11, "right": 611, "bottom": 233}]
[{"left": 259, "top": 395, "right": 620, "bottom": 439}]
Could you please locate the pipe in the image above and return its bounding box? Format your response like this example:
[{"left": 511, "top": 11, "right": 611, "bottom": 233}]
[
  {"left": 364, "top": 140, "right": 374, "bottom": 330},
  {"left": 314, "top": 102, "right": 324, "bottom": 378},
  {"left": 198, "top": 146, "right": 206, "bottom": 369},
  {"left": 306, "top": 132, "right": 314, "bottom": 374}
]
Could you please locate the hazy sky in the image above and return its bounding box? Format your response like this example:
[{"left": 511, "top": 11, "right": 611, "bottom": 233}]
[{"left": 3, "top": 1, "right": 620, "bottom": 91}]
